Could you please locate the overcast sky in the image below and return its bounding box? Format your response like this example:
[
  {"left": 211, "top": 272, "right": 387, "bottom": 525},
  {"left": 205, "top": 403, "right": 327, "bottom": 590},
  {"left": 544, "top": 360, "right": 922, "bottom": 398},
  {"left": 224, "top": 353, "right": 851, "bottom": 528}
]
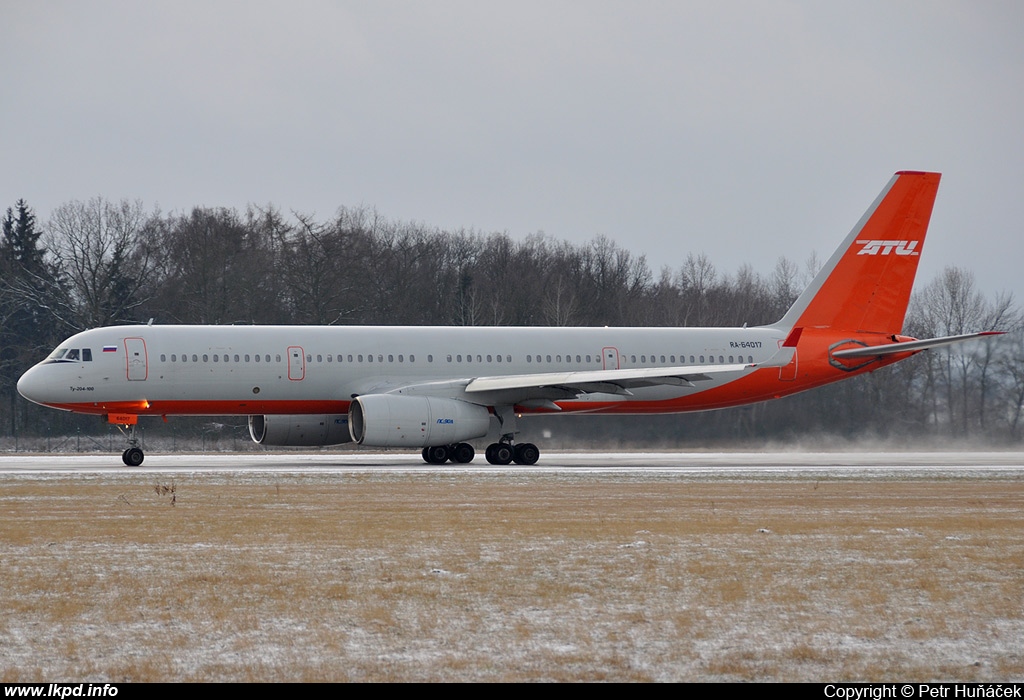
[{"left": 3, "top": 1, "right": 1022, "bottom": 300}]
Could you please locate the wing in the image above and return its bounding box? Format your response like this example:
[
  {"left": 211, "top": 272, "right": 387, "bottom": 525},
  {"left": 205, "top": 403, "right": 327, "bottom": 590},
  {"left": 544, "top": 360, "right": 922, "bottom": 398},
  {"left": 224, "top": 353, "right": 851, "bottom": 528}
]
[
  {"left": 356, "top": 330, "right": 799, "bottom": 406},
  {"left": 463, "top": 340, "right": 798, "bottom": 396}
]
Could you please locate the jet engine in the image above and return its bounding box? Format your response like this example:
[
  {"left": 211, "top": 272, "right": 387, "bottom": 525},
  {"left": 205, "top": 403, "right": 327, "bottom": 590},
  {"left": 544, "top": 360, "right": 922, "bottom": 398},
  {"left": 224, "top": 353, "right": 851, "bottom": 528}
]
[
  {"left": 248, "top": 414, "right": 351, "bottom": 447},
  {"left": 348, "top": 394, "right": 491, "bottom": 447}
]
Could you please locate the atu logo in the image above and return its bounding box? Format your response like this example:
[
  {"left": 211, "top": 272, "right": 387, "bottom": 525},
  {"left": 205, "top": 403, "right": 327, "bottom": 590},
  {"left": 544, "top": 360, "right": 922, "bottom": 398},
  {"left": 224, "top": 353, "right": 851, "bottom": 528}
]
[{"left": 855, "top": 239, "right": 920, "bottom": 256}]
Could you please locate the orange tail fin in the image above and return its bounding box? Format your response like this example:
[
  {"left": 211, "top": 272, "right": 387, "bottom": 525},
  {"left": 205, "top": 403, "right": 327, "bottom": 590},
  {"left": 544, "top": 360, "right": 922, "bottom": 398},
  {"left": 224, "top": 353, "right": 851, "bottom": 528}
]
[{"left": 775, "top": 171, "right": 941, "bottom": 334}]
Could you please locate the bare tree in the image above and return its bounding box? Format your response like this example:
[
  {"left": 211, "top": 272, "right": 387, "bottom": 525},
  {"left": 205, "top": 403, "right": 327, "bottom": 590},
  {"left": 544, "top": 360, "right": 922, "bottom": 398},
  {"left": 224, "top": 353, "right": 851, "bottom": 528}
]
[
  {"left": 907, "top": 267, "right": 1019, "bottom": 435},
  {"left": 45, "top": 198, "right": 154, "bottom": 329}
]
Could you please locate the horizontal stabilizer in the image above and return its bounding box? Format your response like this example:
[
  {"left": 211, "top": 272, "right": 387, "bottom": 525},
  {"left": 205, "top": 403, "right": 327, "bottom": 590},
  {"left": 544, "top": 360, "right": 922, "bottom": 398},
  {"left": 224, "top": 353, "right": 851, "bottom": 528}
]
[{"left": 831, "top": 331, "right": 1004, "bottom": 359}]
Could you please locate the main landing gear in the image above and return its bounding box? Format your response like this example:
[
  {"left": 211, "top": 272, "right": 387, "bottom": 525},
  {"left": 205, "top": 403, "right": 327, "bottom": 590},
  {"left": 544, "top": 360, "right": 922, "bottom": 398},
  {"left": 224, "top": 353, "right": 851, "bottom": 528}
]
[
  {"left": 419, "top": 440, "right": 540, "bottom": 465},
  {"left": 485, "top": 441, "right": 540, "bottom": 465}
]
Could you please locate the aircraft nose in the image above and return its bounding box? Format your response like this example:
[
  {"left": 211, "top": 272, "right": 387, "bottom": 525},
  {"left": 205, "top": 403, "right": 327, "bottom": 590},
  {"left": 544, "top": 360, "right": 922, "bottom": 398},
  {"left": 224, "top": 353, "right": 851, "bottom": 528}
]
[{"left": 17, "top": 365, "right": 48, "bottom": 406}]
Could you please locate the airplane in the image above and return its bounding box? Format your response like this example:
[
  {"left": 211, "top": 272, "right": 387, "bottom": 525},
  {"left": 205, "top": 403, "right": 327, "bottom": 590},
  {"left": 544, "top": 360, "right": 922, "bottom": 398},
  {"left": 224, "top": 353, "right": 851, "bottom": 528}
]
[{"left": 17, "top": 171, "right": 1001, "bottom": 466}]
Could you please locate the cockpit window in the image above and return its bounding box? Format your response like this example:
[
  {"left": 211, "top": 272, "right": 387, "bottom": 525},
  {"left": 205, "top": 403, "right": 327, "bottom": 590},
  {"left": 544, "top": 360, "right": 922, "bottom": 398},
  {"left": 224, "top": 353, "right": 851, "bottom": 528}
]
[
  {"left": 65, "top": 349, "right": 80, "bottom": 361},
  {"left": 82, "top": 349, "right": 93, "bottom": 361},
  {"left": 47, "top": 348, "right": 68, "bottom": 361}
]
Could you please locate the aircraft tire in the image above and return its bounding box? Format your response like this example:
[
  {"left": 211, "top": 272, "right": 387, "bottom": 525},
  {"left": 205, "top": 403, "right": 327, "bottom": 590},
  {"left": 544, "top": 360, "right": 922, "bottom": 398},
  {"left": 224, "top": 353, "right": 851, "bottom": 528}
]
[
  {"left": 425, "top": 445, "right": 450, "bottom": 464},
  {"left": 512, "top": 443, "right": 540, "bottom": 465},
  {"left": 123, "top": 447, "right": 144, "bottom": 467},
  {"left": 451, "top": 442, "right": 475, "bottom": 464},
  {"left": 486, "top": 443, "right": 513, "bottom": 465}
]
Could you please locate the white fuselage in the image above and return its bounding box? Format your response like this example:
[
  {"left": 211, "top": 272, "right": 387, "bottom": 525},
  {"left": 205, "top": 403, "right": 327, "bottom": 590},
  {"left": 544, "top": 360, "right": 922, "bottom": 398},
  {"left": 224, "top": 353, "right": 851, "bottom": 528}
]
[{"left": 18, "top": 324, "right": 786, "bottom": 416}]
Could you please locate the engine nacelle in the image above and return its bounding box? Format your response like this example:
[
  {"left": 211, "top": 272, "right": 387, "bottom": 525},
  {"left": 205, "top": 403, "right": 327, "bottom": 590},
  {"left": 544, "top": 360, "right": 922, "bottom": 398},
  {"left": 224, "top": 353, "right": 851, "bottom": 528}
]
[
  {"left": 248, "top": 414, "right": 351, "bottom": 447},
  {"left": 349, "top": 394, "right": 491, "bottom": 447}
]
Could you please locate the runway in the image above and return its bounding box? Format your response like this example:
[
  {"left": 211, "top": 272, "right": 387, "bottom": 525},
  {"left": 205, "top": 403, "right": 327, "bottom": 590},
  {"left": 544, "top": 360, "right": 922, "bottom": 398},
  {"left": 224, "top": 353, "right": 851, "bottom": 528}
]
[{"left": 1, "top": 449, "right": 1023, "bottom": 476}]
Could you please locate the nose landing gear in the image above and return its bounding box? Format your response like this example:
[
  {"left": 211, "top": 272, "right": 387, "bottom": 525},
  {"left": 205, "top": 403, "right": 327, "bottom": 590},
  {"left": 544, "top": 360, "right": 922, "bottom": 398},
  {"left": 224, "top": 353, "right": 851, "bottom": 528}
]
[{"left": 110, "top": 415, "right": 144, "bottom": 466}]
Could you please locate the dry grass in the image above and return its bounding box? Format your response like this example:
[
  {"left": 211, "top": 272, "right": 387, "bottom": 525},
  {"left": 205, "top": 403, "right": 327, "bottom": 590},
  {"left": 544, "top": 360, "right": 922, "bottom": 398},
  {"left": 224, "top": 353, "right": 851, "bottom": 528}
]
[{"left": 0, "top": 470, "right": 1022, "bottom": 681}]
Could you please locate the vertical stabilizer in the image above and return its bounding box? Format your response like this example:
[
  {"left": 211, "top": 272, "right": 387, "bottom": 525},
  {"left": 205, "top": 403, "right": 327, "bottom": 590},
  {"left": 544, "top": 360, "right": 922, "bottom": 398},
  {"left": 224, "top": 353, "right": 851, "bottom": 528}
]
[{"left": 774, "top": 171, "right": 941, "bottom": 333}]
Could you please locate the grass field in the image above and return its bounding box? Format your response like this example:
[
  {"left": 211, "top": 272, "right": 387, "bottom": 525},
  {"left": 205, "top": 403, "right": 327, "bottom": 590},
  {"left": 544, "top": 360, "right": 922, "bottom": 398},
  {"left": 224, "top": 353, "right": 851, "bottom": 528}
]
[{"left": 1, "top": 467, "right": 1022, "bottom": 681}]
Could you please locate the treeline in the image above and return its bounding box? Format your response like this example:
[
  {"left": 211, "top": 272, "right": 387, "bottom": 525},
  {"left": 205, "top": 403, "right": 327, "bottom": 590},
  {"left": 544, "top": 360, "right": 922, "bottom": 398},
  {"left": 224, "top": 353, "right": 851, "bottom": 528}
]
[{"left": 2, "top": 197, "right": 1022, "bottom": 446}]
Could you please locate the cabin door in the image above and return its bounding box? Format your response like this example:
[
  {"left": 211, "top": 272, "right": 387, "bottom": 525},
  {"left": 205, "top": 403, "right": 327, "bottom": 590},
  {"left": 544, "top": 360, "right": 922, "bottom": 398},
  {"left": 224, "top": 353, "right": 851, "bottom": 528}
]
[
  {"left": 125, "top": 338, "right": 148, "bottom": 381},
  {"left": 602, "top": 346, "right": 620, "bottom": 370},
  {"left": 288, "top": 346, "right": 306, "bottom": 380}
]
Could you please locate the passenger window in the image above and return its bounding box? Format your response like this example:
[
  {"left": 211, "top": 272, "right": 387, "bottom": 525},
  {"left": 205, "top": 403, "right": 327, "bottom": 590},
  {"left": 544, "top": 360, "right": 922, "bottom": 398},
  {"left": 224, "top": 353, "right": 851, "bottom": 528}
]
[
  {"left": 255, "top": 354, "right": 261, "bottom": 362},
  {"left": 347, "top": 355, "right": 353, "bottom": 362},
  {"left": 388, "top": 354, "right": 394, "bottom": 362}
]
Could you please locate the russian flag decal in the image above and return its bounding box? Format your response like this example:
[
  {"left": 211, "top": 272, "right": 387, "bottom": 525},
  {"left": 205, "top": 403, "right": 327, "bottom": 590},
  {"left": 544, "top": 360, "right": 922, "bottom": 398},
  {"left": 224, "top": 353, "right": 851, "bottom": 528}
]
[{"left": 103, "top": 346, "right": 117, "bottom": 353}]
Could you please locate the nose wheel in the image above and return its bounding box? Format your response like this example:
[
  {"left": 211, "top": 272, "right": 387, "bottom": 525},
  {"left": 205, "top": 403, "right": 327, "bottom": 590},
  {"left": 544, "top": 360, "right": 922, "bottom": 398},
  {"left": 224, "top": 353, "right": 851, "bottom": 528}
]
[
  {"left": 115, "top": 420, "right": 145, "bottom": 466},
  {"left": 122, "top": 447, "right": 145, "bottom": 466}
]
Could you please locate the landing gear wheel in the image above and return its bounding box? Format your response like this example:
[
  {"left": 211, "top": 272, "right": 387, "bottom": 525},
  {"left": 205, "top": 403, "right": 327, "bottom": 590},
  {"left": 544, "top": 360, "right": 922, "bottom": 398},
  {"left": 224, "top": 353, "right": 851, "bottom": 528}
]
[
  {"left": 486, "top": 442, "right": 513, "bottom": 465},
  {"left": 424, "top": 445, "right": 450, "bottom": 464},
  {"left": 512, "top": 443, "right": 540, "bottom": 465},
  {"left": 123, "top": 447, "right": 145, "bottom": 467},
  {"left": 451, "top": 442, "right": 475, "bottom": 464}
]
